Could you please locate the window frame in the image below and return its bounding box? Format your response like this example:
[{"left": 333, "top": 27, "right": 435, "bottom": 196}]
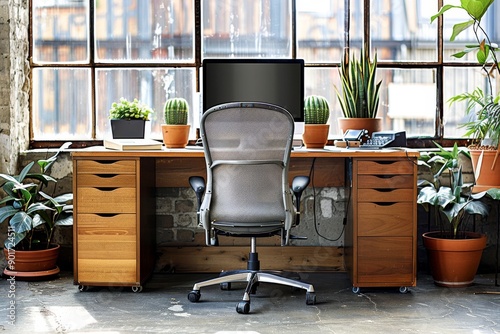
[{"left": 29, "top": 0, "right": 485, "bottom": 149}]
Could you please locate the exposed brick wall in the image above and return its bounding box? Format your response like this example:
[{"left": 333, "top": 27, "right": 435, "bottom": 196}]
[{"left": 0, "top": 0, "right": 29, "bottom": 175}]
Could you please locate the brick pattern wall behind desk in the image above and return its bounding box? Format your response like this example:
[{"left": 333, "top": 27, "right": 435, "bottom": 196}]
[{"left": 0, "top": 0, "right": 30, "bottom": 175}]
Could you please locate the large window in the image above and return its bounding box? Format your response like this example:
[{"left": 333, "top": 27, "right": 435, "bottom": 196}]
[{"left": 31, "top": 0, "right": 499, "bottom": 144}]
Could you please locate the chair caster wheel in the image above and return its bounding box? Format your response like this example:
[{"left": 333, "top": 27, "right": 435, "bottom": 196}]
[
  {"left": 78, "top": 285, "right": 89, "bottom": 292},
  {"left": 220, "top": 282, "right": 231, "bottom": 290},
  {"left": 131, "top": 286, "right": 143, "bottom": 293},
  {"left": 188, "top": 290, "right": 201, "bottom": 302},
  {"left": 399, "top": 286, "right": 409, "bottom": 294},
  {"left": 236, "top": 301, "right": 250, "bottom": 314},
  {"left": 306, "top": 292, "right": 316, "bottom": 305}
]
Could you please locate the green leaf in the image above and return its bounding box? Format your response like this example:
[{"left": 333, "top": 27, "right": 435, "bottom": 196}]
[
  {"left": 430, "top": 4, "right": 460, "bottom": 23},
  {"left": 461, "top": 0, "right": 494, "bottom": 20},
  {"left": 9, "top": 212, "right": 33, "bottom": 234},
  {"left": 450, "top": 20, "right": 474, "bottom": 41}
]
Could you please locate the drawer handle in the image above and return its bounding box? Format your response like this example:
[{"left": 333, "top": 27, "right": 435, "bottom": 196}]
[
  {"left": 96, "top": 187, "right": 118, "bottom": 192},
  {"left": 96, "top": 160, "right": 119, "bottom": 165},
  {"left": 96, "top": 213, "right": 119, "bottom": 218},
  {"left": 374, "top": 175, "right": 395, "bottom": 179},
  {"left": 372, "top": 161, "right": 398, "bottom": 165},
  {"left": 372, "top": 188, "right": 395, "bottom": 192},
  {"left": 373, "top": 202, "right": 397, "bottom": 206},
  {"left": 96, "top": 174, "right": 119, "bottom": 179}
]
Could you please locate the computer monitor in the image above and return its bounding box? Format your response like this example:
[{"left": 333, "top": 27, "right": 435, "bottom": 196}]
[{"left": 202, "top": 58, "right": 304, "bottom": 122}]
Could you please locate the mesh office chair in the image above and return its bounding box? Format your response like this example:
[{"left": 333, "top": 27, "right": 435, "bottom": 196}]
[{"left": 187, "top": 102, "right": 315, "bottom": 314}]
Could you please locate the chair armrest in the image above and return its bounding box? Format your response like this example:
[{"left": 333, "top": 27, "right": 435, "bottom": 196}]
[
  {"left": 189, "top": 176, "right": 206, "bottom": 210},
  {"left": 291, "top": 176, "right": 310, "bottom": 226}
]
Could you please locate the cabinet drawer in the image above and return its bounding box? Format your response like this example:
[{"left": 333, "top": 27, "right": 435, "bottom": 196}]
[
  {"left": 77, "top": 173, "right": 136, "bottom": 188},
  {"left": 358, "top": 188, "right": 413, "bottom": 202},
  {"left": 357, "top": 237, "right": 414, "bottom": 284},
  {"left": 357, "top": 174, "right": 414, "bottom": 189},
  {"left": 77, "top": 259, "right": 137, "bottom": 284},
  {"left": 77, "top": 159, "right": 136, "bottom": 174},
  {"left": 357, "top": 160, "right": 414, "bottom": 175},
  {"left": 358, "top": 202, "right": 413, "bottom": 236},
  {"left": 77, "top": 188, "right": 136, "bottom": 213}
]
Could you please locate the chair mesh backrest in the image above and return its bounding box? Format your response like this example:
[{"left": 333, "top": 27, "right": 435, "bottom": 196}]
[{"left": 201, "top": 102, "right": 294, "bottom": 224}]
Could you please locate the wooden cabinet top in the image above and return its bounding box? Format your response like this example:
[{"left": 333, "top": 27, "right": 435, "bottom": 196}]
[{"left": 71, "top": 146, "right": 420, "bottom": 159}]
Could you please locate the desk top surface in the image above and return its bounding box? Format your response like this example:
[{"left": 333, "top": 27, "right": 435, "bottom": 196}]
[{"left": 71, "top": 146, "right": 420, "bottom": 159}]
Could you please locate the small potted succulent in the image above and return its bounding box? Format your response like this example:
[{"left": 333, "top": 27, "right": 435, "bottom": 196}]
[
  {"left": 302, "top": 95, "right": 330, "bottom": 149},
  {"left": 109, "top": 97, "right": 153, "bottom": 139},
  {"left": 162, "top": 97, "right": 190, "bottom": 148}
]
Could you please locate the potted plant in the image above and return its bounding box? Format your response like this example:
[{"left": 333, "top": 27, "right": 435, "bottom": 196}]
[
  {"left": 109, "top": 97, "right": 153, "bottom": 139},
  {"left": 161, "top": 97, "right": 190, "bottom": 148},
  {"left": 302, "top": 95, "right": 330, "bottom": 149},
  {"left": 417, "top": 142, "right": 495, "bottom": 287},
  {"left": 0, "top": 143, "right": 73, "bottom": 279},
  {"left": 431, "top": 0, "right": 500, "bottom": 190},
  {"left": 335, "top": 47, "right": 383, "bottom": 137}
]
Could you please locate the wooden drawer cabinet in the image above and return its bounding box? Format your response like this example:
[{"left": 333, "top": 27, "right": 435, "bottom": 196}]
[
  {"left": 73, "top": 157, "right": 156, "bottom": 291},
  {"left": 345, "top": 157, "right": 417, "bottom": 292}
]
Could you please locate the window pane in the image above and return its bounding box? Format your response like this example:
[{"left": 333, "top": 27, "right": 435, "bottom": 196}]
[
  {"left": 442, "top": 6, "right": 495, "bottom": 63},
  {"left": 32, "top": 0, "right": 89, "bottom": 63},
  {"left": 371, "top": 0, "right": 437, "bottom": 61},
  {"left": 307, "top": 67, "right": 437, "bottom": 137},
  {"left": 296, "top": 0, "right": 344, "bottom": 62},
  {"left": 96, "top": 68, "right": 197, "bottom": 139},
  {"left": 444, "top": 67, "right": 499, "bottom": 138},
  {"left": 202, "top": 0, "right": 291, "bottom": 57},
  {"left": 379, "top": 69, "right": 436, "bottom": 137},
  {"left": 32, "top": 68, "right": 92, "bottom": 139},
  {"left": 95, "top": 0, "right": 194, "bottom": 62}
]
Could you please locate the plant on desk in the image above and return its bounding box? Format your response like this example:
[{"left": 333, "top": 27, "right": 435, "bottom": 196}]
[
  {"left": 335, "top": 47, "right": 383, "bottom": 137},
  {"left": 417, "top": 142, "right": 499, "bottom": 287},
  {"left": 0, "top": 143, "right": 73, "bottom": 279},
  {"left": 302, "top": 95, "right": 330, "bottom": 149},
  {"left": 109, "top": 97, "right": 153, "bottom": 139},
  {"left": 162, "top": 97, "right": 190, "bottom": 148}
]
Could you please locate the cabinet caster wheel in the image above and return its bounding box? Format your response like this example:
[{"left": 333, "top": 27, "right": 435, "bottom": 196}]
[
  {"left": 220, "top": 282, "right": 231, "bottom": 290},
  {"left": 78, "top": 285, "right": 89, "bottom": 292},
  {"left": 131, "top": 286, "right": 143, "bottom": 293},
  {"left": 352, "top": 286, "right": 360, "bottom": 294},
  {"left": 236, "top": 301, "right": 250, "bottom": 314},
  {"left": 188, "top": 290, "right": 201, "bottom": 302},
  {"left": 399, "top": 286, "right": 409, "bottom": 294},
  {"left": 306, "top": 292, "right": 316, "bottom": 305}
]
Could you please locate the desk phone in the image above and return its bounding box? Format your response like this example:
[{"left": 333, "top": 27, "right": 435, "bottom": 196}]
[{"left": 359, "top": 131, "right": 407, "bottom": 149}]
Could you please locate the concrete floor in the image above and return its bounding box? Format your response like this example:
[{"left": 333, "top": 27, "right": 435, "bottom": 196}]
[{"left": 1, "top": 271, "right": 500, "bottom": 334}]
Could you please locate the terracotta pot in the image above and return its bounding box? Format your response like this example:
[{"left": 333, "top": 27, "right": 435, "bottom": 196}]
[
  {"left": 469, "top": 149, "right": 500, "bottom": 192},
  {"left": 337, "top": 117, "right": 382, "bottom": 139},
  {"left": 161, "top": 124, "right": 190, "bottom": 148},
  {"left": 422, "top": 231, "right": 486, "bottom": 287},
  {"left": 3, "top": 244, "right": 60, "bottom": 280},
  {"left": 302, "top": 124, "right": 330, "bottom": 149}
]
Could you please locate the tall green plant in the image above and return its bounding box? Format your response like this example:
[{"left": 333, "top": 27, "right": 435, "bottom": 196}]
[
  {"left": 431, "top": 0, "right": 500, "bottom": 148},
  {"left": 335, "top": 49, "right": 382, "bottom": 118}
]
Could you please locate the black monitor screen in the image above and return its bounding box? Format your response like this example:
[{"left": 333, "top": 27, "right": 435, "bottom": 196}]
[{"left": 202, "top": 59, "right": 304, "bottom": 121}]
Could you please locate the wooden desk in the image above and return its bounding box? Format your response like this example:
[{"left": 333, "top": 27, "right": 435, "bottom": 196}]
[{"left": 72, "top": 147, "right": 419, "bottom": 291}]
